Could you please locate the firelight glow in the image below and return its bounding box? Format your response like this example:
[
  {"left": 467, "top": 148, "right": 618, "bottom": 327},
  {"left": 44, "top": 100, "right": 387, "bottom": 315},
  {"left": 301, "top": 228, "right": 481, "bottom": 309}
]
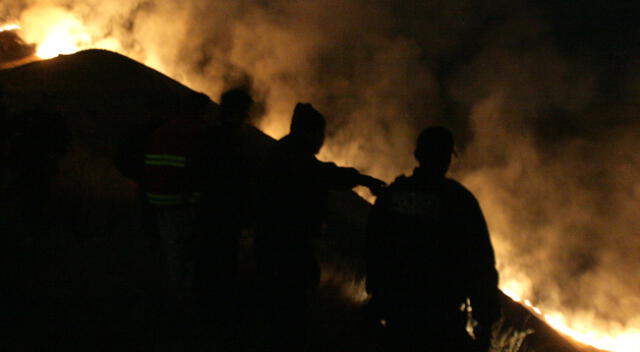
[
  {"left": 3, "top": 13, "right": 639, "bottom": 352},
  {"left": 0, "top": 24, "right": 21, "bottom": 32},
  {"left": 35, "top": 29, "right": 89, "bottom": 59},
  {"left": 14, "top": 5, "right": 95, "bottom": 59},
  {"left": 500, "top": 288, "right": 640, "bottom": 352}
]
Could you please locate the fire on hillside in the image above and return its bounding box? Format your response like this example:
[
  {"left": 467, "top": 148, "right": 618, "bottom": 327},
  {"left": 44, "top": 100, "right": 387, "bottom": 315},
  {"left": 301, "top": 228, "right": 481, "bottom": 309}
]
[{"left": 1, "top": 11, "right": 638, "bottom": 352}]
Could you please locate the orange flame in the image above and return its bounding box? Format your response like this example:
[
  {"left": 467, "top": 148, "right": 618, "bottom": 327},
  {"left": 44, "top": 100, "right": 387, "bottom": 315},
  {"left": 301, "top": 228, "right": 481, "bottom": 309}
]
[
  {"left": 34, "top": 25, "right": 90, "bottom": 59},
  {"left": 13, "top": 6, "right": 120, "bottom": 60},
  {"left": 0, "top": 24, "right": 21, "bottom": 32},
  {"left": 501, "top": 285, "right": 640, "bottom": 352}
]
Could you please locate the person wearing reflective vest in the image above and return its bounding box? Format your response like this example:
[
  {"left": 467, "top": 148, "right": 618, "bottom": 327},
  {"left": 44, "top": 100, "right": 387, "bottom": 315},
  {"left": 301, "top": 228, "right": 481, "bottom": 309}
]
[{"left": 144, "top": 92, "right": 212, "bottom": 306}]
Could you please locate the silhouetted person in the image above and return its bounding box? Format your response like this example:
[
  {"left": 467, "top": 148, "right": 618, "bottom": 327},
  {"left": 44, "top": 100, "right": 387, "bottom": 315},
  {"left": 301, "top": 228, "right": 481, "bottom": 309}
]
[
  {"left": 366, "top": 126, "right": 500, "bottom": 352},
  {"left": 144, "top": 92, "right": 213, "bottom": 326},
  {"left": 1, "top": 109, "right": 70, "bottom": 244},
  {"left": 256, "top": 103, "right": 385, "bottom": 351},
  {"left": 114, "top": 115, "right": 166, "bottom": 240},
  {"left": 0, "top": 88, "right": 7, "bottom": 200},
  {"left": 0, "top": 107, "right": 69, "bottom": 343},
  {"left": 191, "top": 88, "right": 253, "bottom": 343}
]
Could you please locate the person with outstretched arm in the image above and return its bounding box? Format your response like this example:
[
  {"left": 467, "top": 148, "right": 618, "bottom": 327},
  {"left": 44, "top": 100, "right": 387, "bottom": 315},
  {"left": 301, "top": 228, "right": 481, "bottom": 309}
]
[{"left": 256, "top": 102, "right": 385, "bottom": 351}]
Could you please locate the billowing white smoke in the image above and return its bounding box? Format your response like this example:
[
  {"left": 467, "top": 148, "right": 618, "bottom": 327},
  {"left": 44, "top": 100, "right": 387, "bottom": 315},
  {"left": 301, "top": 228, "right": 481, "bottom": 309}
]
[{"left": 2, "top": 0, "right": 640, "bottom": 347}]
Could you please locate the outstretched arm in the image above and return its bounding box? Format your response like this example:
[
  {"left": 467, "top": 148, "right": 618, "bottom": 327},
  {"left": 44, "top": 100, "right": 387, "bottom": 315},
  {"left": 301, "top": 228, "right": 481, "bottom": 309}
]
[{"left": 316, "top": 160, "right": 386, "bottom": 195}]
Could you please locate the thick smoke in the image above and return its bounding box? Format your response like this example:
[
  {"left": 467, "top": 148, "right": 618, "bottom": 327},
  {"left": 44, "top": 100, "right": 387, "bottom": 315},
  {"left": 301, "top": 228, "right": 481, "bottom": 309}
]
[
  {"left": 2, "top": 0, "right": 640, "bottom": 342},
  {"left": 452, "top": 9, "right": 640, "bottom": 336}
]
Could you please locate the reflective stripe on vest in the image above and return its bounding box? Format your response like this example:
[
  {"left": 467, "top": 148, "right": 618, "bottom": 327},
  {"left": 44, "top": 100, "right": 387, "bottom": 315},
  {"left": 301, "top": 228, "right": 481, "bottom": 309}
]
[
  {"left": 144, "top": 154, "right": 186, "bottom": 167},
  {"left": 147, "top": 193, "right": 184, "bottom": 206},
  {"left": 188, "top": 192, "right": 202, "bottom": 204},
  {"left": 147, "top": 192, "right": 202, "bottom": 206}
]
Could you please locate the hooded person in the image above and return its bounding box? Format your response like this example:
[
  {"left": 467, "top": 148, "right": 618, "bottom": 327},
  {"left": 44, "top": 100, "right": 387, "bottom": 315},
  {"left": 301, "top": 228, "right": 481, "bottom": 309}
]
[
  {"left": 255, "top": 102, "right": 385, "bottom": 351},
  {"left": 365, "top": 126, "right": 500, "bottom": 352}
]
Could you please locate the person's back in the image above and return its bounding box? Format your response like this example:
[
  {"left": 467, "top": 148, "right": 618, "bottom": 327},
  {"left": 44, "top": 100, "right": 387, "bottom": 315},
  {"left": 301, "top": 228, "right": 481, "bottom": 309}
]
[
  {"left": 256, "top": 103, "right": 385, "bottom": 351},
  {"left": 257, "top": 104, "right": 385, "bottom": 280},
  {"left": 259, "top": 134, "right": 348, "bottom": 243},
  {"left": 143, "top": 92, "right": 214, "bottom": 332},
  {"left": 366, "top": 126, "right": 500, "bottom": 352},
  {"left": 145, "top": 109, "right": 210, "bottom": 207},
  {"left": 194, "top": 88, "right": 254, "bottom": 233}
]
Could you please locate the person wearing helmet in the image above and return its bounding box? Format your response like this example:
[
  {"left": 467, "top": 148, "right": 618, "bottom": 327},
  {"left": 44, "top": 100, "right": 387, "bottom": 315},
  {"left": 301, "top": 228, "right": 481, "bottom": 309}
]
[
  {"left": 365, "top": 126, "right": 500, "bottom": 352},
  {"left": 256, "top": 103, "right": 386, "bottom": 351}
]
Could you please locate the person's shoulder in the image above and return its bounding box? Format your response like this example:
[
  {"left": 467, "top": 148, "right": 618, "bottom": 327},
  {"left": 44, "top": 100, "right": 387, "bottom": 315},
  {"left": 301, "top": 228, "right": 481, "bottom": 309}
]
[
  {"left": 387, "top": 174, "right": 413, "bottom": 191},
  {"left": 443, "top": 177, "right": 466, "bottom": 190},
  {"left": 274, "top": 135, "right": 314, "bottom": 160},
  {"left": 153, "top": 116, "right": 200, "bottom": 135},
  {"left": 263, "top": 135, "right": 294, "bottom": 166},
  {"left": 443, "top": 178, "right": 480, "bottom": 204},
  {"left": 372, "top": 175, "right": 406, "bottom": 207},
  {"left": 147, "top": 119, "right": 175, "bottom": 143},
  {"left": 268, "top": 135, "right": 292, "bottom": 156},
  {"left": 377, "top": 174, "right": 420, "bottom": 202}
]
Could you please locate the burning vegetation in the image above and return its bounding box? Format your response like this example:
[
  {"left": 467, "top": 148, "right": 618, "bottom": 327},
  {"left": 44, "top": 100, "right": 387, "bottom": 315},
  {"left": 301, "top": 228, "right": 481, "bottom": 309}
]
[
  {"left": 0, "top": 25, "right": 36, "bottom": 68},
  {"left": 2, "top": 1, "right": 640, "bottom": 351}
]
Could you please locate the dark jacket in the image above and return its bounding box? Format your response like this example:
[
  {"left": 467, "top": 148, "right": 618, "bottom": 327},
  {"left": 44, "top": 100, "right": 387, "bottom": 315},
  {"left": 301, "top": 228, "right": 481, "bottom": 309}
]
[
  {"left": 256, "top": 134, "right": 366, "bottom": 289},
  {"left": 258, "top": 134, "right": 365, "bottom": 243},
  {"left": 193, "top": 123, "right": 251, "bottom": 232},
  {"left": 144, "top": 113, "right": 209, "bottom": 207},
  {"left": 366, "top": 167, "right": 500, "bottom": 328}
]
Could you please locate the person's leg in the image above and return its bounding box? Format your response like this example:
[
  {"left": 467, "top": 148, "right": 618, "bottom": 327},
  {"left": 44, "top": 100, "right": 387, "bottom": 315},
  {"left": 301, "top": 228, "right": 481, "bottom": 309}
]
[
  {"left": 157, "top": 207, "right": 196, "bottom": 299},
  {"left": 156, "top": 207, "right": 197, "bottom": 339}
]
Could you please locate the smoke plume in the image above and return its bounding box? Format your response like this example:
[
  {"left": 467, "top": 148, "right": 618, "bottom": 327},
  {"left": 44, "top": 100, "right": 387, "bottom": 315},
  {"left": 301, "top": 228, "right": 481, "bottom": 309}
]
[{"left": 2, "top": 0, "right": 639, "bottom": 345}]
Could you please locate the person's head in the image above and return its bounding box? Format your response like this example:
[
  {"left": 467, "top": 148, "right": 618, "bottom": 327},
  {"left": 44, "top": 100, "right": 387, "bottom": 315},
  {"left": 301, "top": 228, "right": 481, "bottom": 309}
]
[
  {"left": 414, "top": 126, "right": 456, "bottom": 176},
  {"left": 220, "top": 88, "right": 253, "bottom": 127},
  {"left": 289, "top": 103, "right": 326, "bottom": 154}
]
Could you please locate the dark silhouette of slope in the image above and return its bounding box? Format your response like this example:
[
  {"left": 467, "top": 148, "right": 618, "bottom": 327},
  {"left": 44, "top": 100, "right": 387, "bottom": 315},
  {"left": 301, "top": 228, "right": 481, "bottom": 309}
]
[{"left": 1, "top": 49, "right": 202, "bottom": 157}]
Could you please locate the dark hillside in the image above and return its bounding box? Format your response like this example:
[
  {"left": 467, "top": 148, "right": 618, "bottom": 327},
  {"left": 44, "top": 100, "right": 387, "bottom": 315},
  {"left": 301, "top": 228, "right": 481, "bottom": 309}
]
[{"left": 0, "top": 49, "right": 201, "bottom": 156}]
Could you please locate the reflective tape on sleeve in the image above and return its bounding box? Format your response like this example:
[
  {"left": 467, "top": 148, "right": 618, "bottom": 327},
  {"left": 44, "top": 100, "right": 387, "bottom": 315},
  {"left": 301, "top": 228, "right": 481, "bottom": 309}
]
[
  {"left": 147, "top": 193, "right": 185, "bottom": 206},
  {"left": 144, "top": 154, "right": 186, "bottom": 167}
]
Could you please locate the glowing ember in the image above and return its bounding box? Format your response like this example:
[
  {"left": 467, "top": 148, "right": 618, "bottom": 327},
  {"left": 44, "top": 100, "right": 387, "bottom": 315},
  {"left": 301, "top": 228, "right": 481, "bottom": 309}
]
[{"left": 0, "top": 24, "right": 21, "bottom": 32}]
